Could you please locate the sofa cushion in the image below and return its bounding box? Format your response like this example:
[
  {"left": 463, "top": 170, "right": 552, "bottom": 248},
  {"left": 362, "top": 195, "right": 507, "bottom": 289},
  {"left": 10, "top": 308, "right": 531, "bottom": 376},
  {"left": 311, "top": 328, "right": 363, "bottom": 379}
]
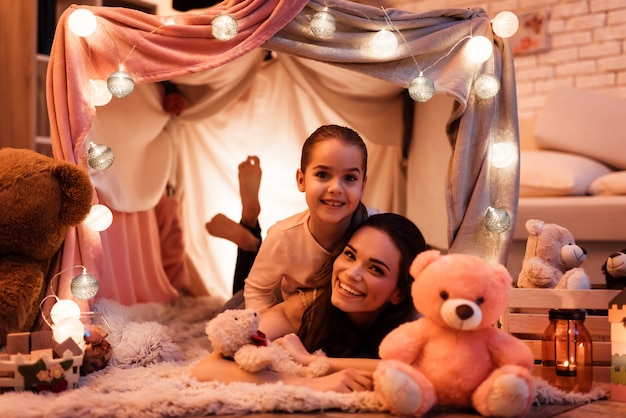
[
  {"left": 520, "top": 150, "right": 612, "bottom": 197},
  {"left": 534, "top": 88, "right": 626, "bottom": 170},
  {"left": 588, "top": 171, "right": 626, "bottom": 195}
]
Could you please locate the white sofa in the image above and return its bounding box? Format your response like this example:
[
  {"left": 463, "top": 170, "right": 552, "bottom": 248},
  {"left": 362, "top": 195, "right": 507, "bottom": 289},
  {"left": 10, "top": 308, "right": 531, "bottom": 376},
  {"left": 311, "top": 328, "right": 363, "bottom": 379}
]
[{"left": 506, "top": 88, "right": 626, "bottom": 286}]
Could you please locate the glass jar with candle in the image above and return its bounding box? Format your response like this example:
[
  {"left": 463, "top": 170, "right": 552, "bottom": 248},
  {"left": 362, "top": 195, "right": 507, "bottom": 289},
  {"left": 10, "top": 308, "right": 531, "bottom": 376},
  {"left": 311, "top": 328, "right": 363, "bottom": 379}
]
[{"left": 541, "top": 309, "right": 593, "bottom": 393}]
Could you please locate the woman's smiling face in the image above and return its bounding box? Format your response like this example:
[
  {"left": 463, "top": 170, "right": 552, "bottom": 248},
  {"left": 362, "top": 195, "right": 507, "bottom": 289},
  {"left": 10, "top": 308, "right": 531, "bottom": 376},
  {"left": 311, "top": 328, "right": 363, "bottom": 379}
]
[{"left": 330, "top": 225, "right": 403, "bottom": 326}]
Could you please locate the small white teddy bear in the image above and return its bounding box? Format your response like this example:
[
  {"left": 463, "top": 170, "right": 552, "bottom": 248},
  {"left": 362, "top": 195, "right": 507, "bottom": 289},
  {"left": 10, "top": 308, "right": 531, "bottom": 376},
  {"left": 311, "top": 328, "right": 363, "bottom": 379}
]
[{"left": 206, "top": 309, "right": 329, "bottom": 377}]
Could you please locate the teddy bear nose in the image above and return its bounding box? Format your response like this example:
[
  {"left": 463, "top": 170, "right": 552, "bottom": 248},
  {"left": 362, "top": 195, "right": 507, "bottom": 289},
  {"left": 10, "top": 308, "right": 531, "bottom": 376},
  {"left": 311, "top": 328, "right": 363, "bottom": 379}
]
[{"left": 456, "top": 304, "right": 474, "bottom": 320}]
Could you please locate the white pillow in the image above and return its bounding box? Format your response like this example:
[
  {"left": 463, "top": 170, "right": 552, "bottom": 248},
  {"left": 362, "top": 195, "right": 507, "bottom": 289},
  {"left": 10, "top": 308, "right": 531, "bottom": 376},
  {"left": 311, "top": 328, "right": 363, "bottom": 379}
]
[
  {"left": 588, "top": 171, "right": 626, "bottom": 195},
  {"left": 520, "top": 150, "right": 612, "bottom": 197}
]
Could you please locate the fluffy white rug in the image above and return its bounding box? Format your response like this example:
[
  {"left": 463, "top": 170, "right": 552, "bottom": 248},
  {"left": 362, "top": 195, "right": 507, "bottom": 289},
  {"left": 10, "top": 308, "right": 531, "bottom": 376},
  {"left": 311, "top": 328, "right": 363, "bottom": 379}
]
[{"left": 0, "top": 296, "right": 607, "bottom": 418}]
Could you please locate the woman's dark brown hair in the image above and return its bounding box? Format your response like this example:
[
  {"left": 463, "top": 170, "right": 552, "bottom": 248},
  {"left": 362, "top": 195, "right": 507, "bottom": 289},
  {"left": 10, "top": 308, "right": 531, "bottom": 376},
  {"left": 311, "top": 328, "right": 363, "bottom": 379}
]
[{"left": 297, "top": 212, "right": 428, "bottom": 358}]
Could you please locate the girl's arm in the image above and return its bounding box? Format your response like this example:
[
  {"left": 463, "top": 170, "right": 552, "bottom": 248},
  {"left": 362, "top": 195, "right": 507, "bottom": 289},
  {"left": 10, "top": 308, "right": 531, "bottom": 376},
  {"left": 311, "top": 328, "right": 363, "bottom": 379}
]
[
  {"left": 243, "top": 228, "right": 286, "bottom": 312},
  {"left": 189, "top": 351, "right": 374, "bottom": 392}
]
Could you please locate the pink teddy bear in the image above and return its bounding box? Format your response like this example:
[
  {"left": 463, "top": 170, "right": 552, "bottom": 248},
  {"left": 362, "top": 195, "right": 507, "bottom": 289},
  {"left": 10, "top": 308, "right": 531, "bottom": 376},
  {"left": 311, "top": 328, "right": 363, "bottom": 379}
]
[{"left": 373, "top": 250, "right": 536, "bottom": 417}]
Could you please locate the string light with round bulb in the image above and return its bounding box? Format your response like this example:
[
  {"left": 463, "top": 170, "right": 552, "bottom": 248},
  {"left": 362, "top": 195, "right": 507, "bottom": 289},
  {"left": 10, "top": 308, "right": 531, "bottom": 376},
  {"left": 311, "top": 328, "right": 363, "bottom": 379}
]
[
  {"left": 409, "top": 73, "right": 436, "bottom": 102},
  {"left": 68, "top": 8, "right": 98, "bottom": 37},
  {"left": 484, "top": 207, "right": 511, "bottom": 233},
  {"left": 87, "top": 141, "right": 115, "bottom": 170},
  {"left": 491, "top": 11, "right": 519, "bottom": 39},
  {"left": 88, "top": 79, "right": 113, "bottom": 106},
  {"left": 490, "top": 142, "right": 517, "bottom": 168},
  {"left": 474, "top": 73, "right": 500, "bottom": 100},
  {"left": 71, "top": 267, "right": 100, "bottom": 300},
  {"left": 369, "top": 28, "right": 398, "bottom": 58},
  {"left": 53, "top": 317, "right": 87, "bottom": 349},
  {"left": 465, "top": 36, "right": 493, "bottom": 63},
  {"left": 50, "top": 298, "right": 82, "bottom": 324},
  {"left": 83, "top": 203, "right": 114, "bottom": 232},
  {"left": 39, "top": 265, "right": 103, "bottom": 346},
  {"left": 107, "top": 70, "right": 135, "bottom": 98},
  {"left": 212, "top": 14, "right": 238, "bottom": 41},
  {"left": 310, "top": 8, "right": 336, "bottom": 39}
]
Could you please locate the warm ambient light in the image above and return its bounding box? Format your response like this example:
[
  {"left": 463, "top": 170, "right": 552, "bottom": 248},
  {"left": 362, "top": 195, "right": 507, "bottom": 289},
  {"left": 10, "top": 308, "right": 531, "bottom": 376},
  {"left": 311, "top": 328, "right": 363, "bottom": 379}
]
[
  {"left": 465, "top": 36, "right": 493, "bottom": 63},
  {"left": 89, "top": 79, "right": 113, "bottom": 106},
  {"left": 369, "top": 28, "right": 398, "bottom": 58},
  {"left": 50, "top": 299, "right": 81, "bottom": 325},
  {"left": 490, "top": 142, "right": 516, "bottom": 168},
  {"left": 212, "top": 14, "right": 238, "bottom": 41},
  {"left": 83, "top": 204, "right": 114, "bottom": 232},
  {"left": 53, "top": 317, "right": 86, "bottom": 348},
  {"left": 68, "top": 9, "right": 98, "bottom": 37}
]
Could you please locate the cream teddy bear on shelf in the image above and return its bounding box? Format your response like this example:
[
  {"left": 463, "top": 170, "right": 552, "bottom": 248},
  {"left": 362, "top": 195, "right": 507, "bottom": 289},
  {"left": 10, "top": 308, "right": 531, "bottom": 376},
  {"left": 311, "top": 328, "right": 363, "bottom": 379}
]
[
  {"left": 517, "top": 219, "right": 591, "bottom": 289},
  {"left": 206, "top": 309, "right": 329, "bottom": 377}
]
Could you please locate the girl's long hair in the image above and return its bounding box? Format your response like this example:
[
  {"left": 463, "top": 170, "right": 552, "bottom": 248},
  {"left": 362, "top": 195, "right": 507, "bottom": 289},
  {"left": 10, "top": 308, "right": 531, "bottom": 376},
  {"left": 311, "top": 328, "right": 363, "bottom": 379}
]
[{"left": 297, "top": 213, "right": 428, "bottom": 358}]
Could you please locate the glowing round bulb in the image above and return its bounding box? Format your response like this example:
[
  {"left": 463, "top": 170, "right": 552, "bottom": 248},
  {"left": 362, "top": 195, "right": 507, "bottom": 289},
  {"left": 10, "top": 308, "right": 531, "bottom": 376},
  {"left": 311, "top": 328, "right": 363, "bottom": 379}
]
[
  {"left": 492, "top": 11, "right": 519, "bottom": 39},
  {"left": 212, "top": 14, "right": 238, "bottom": 41},
  {"left": 474, "top": 74, "right": 500, "bottom": 99},
  {"left": 53, "top": 317, "right": 85, "bottom": 348},
  {"left": 408, "top": 75, "right": 435, "bottom": 102},
  {"left": 369, "top": 29, "right": 398, "bottom": 58},
  {"left": 491, "top": 142, "right": 517, "bottom": 168},
  {"left": 68, "top": 9, "right": 97, "bottom": 37},
  {"left": 88, "top": 79, "right": 112, "bottom": 106},
  {"left": 466, "top": 36, "right": 493, "bottom": 63},
  {"left": 71, "top": 273, "right": 99, "bottom": 300},
  {"left": 484, "top": 207, "right": 511, "bottom": 233},
  {"left": 84, "top": 204, "right": 114, "bottom": 232},
  {"left": 50, "top": 299, "right": 81, "bottom": 325},
  {"left": 107, "top": 70, "right": 135, "bottom": 98},
  {"left": 310, "top": 10, "right": 336, "bottom": 40},
  {"left": 87, "top": 142, "right": 114, "bottom": 170}
]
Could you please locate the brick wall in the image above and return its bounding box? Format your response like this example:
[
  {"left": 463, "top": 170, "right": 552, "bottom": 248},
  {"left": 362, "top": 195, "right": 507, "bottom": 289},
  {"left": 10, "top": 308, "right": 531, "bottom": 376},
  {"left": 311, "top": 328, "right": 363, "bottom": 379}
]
[{"left": 393, "top": 0, "right": 626, "bottom": 126}]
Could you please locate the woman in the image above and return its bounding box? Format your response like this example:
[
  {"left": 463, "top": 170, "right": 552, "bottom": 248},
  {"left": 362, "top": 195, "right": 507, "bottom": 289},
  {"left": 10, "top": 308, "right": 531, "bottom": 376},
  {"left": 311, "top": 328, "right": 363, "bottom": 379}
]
[{"left": 191, "top": 213, "right": 427, "bottom": 393}]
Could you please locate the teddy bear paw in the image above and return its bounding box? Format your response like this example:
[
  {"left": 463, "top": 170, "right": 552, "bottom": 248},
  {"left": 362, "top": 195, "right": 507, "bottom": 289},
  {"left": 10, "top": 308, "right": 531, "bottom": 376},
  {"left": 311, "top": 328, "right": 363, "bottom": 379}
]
[
  {"left": 485, "top": 374, "right": 530, "bottom": 417},
  {"left": 376, "top": 367, "right": 422, "bottom": 415},
  {"left": 556, "top": 267, "right": 590, "bottom": 290}
]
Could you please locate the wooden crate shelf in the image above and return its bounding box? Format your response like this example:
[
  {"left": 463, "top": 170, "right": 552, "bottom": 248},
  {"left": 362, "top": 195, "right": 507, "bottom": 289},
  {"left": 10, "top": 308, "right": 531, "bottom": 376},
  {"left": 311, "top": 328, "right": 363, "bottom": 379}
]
[{"left": 501, "top": 288, "right": 621, "bottom": 383}]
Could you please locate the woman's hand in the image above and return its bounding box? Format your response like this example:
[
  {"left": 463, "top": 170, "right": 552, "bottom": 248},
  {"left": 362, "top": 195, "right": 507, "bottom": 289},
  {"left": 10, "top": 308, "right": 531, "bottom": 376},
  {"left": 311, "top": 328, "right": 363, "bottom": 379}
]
[
  {"left": 273, "top": 333, "right": 315, "bottom": 366},
  {"left": 305, "top": 369, "right": 373, "bottom": 393}
]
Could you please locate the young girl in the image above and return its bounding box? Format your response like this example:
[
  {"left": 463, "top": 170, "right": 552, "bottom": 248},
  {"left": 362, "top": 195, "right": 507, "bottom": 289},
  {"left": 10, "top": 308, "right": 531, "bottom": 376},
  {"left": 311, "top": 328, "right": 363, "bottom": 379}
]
[
  {"left": 243, "top": 124, "right": 377, "bottom": 313},
  {"left": 191, "top": 213, "right": 428, "bottom": 393}
]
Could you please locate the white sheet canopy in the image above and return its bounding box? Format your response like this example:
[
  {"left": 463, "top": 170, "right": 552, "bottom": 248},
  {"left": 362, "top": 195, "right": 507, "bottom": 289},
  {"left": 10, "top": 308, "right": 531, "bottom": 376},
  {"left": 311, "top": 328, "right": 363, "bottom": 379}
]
[{"left": 46, "top": 0, "right": 520, "bottom": 305}]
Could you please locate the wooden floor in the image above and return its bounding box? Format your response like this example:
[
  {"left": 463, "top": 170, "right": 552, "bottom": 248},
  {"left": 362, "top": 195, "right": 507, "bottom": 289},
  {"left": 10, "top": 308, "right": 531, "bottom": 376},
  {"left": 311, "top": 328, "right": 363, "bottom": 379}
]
[{"left": 234, "top": 399, "right": 626, "bottom": 417}]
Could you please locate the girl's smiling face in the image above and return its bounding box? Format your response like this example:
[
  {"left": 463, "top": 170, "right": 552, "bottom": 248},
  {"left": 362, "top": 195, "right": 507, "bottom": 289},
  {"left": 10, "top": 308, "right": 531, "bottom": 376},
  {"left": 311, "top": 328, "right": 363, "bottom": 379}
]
[
  {"left": 330, "top": 225, "right": 404, "bottom": 326},
  {"left": 296, "top": 138, "right": 366, "bottom": 229}
]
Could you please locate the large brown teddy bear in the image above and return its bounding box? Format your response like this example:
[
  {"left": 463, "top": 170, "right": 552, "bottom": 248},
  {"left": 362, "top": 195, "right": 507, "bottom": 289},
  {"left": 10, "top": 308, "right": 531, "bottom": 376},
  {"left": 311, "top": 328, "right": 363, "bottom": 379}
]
[{"left": 0, "top": 148, "right": 93, "bottom": 348}]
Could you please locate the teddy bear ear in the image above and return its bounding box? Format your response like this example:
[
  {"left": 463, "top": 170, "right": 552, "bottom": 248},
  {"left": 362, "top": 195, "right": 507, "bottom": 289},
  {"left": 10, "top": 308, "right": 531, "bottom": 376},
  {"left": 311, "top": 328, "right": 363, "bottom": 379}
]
[
  {"left": 525, "top": 219, "right": 544, "bottom": 235},
  {"left": 409, "top": 249, "right": 441, "bottom": 281},
  {"left": 51, "top": 162, "right": 94, "bottom": 226},
  {"left": 490, "top": 262, "right": 513, "bottom": 287}
]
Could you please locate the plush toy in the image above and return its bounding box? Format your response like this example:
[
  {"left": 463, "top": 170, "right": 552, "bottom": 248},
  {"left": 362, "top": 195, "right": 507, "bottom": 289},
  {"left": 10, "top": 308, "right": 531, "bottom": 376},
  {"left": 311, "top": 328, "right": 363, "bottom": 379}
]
[
  {"left": 517, "top": 219, "right": 590, "bottom": 289},
  {"left": 206, "top": 309, "right": 329, "bottom": 377},
  {"left": 0, "top": 148, "right": 93, "bottom": 348},
  {"left": 373, "top": 250, "right": 535, "bottom": 417},
  {"left": 602, "top": 249, "right": 626, "bottom": 290}
]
